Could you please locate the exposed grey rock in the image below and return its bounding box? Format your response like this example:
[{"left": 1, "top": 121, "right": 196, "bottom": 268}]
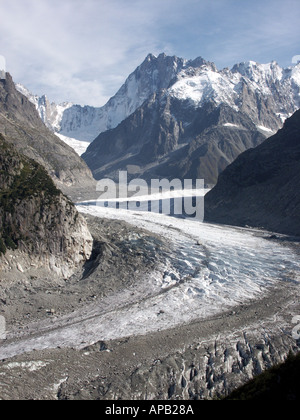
[
  {"left": 20, "top": 55, "right": 300, "bottom": 146},
  {"left": 83, "top": 98, "right": 266, "bottom": 185},
  {"left": 205, "top": 109, "right": 300, "bottom": 236},
  {"left": 0, "top": 134, "right": 93, "bottom": 280},
  {"left": 18, "top": 54, "right": 212, "bottom": 142},
  {"left": 17, "top": 55, "right": 300, "bottom": 189}
]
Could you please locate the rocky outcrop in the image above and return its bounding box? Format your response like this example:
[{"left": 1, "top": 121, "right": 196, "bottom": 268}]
[
  {"left": 0, "top": 134, "right": 93, "bottom": 279},
  {"left": 0, "top": 74, "right": 95, "bottom": 200},
  {"left": 205, "top": 109, "right": 300, "bottom": 236}
]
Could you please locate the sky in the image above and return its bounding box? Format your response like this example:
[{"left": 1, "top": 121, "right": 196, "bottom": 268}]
[{"left": 0, "top": 0, "right": 299, "bottom": 106}]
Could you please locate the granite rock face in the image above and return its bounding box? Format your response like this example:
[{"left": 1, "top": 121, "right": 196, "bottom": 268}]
[
  {"left": 0, "top": 134, "right": 93, "bottom": 279},
  {"left": 22, "top": 55, "right": 300, "bottom": 144},
  {"left": 205, "top": 110, "right": 300, "bottom": 236}
]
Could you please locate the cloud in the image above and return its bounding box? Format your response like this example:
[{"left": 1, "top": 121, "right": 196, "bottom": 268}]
[
  {"left": 0, "top": 0, "right": 175, "bottom": 105},
  {"left": 0, "top": 0, "right": 299, "bottom": 105}
]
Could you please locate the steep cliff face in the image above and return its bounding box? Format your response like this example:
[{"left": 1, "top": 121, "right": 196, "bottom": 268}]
[
  {"left": 0, "top": 74, "right": 95, "bottom": 200},
  {"left": 205, "top": 110, "right": 300, "bottom": 236},
  {"left": 0, "top": 134, "right": 93, "bottom": 279}
]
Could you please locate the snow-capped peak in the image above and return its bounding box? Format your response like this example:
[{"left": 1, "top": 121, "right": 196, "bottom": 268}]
[
  {"left": 16, "top": 83, "right": 73, "bottom": 133},
  {"left": 232, "top": 60, "right": 283, "bottom": 84},
  {"left": 169, "top": 58, "right": 300, "bottom": 128}
]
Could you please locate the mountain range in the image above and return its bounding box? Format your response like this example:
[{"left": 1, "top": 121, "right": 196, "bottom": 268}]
[
  {"left": 81, "top": 55, "right": 300, "bottom": 184},
  {"left": 18, "top": 54, "right": 300, "bottom": 141},
  {"left": 15, "top": 53, "right": 300, "bottom": 186}
]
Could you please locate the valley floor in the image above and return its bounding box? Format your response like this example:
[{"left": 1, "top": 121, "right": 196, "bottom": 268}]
[{"left": 0, "top": 205, "right": 300, "bottom": 399}]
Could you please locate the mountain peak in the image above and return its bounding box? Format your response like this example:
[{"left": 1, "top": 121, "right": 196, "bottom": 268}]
[
  {"left": 157, "top": 52, "right": 167, "bottom": 59},
  {"left": 141, "top": 52, "right": 185, "bottom": 67},
  {"left": 186, "top": 56, "right": 209, "bottom": 68},
  {"left": 145, "top": 53, "right": 157, "bottom": 62},
  {"left": 142, "top": 53, "right": 212, "bottom": 71},
  {"left": 231, "top": 60, "right": 282, "bottom": 78}
]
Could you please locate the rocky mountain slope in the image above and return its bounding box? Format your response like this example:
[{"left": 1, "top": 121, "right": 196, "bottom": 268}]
[
  {"left": 0, "top": 74, "right": 95, "bottom": 200},
  {"left": 83, "top": 96, "right": 265, "bottom": 185},
  {"left": 205, "top": 109, "right": 300, "bottom": 236},
  {"left": 81, "top": 55, "right": 300, "bottom": 184},
  {"left": 0, "top": 133, "right": 93, "bottom": 280},
  {"left": 15, "top": 84, "right": 72, "bottom": 134}
]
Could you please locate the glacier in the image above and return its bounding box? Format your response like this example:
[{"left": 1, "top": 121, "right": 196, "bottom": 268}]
[
  {"left": 16, "top": 55, "right": 300, "bottom": 156},
  {"left": 1, "top": 196, "right": 299, "bottom": 360}
]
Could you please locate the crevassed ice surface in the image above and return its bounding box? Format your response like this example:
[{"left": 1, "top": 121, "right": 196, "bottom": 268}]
[
  {"left": 1, "top": 202, "right": 299, "bottom": 360},
  {"left": 74, "top": 204, "right": 300, "bottom": 341}
]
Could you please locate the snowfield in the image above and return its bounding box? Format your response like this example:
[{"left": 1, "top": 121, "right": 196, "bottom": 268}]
[
  {"left": 56, "top": 133, "right": 90, "bottom": 156},
  {"left": 1, "top": 200, "right": 299, "bottom": 361}
]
